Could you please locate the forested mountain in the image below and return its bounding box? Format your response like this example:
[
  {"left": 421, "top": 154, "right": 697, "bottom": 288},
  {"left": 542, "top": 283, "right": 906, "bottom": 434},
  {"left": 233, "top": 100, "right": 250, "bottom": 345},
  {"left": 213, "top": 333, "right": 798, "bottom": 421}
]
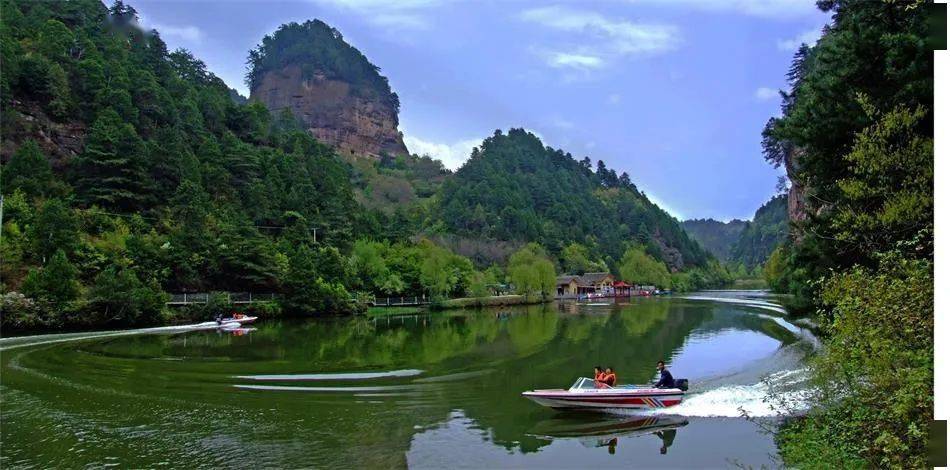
[
  {"left": 0, "top": 0, "right": 729, "bottom": 332},
  {"left": 682, "top": 195, "right": 787, "bottom": 270},
  {"left": 437, "top": 129, "right": 715, "bottom": 272},
  {"left": 757, "top": 0, "right": 933, "bottom": 466},
  {"left": 680, "top": 218, "right": 748, "bottom": 262},
  {"left": 1, "top": 0, "right": 363, "bottom": 328},
  {"left": 730, "top": 194, "right": 787, "bottom": 269}
]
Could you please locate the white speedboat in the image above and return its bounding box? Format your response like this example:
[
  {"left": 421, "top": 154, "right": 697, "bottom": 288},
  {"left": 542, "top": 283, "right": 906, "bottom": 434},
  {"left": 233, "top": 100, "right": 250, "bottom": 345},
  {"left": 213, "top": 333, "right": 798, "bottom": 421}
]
[
  {"left": 523, "top": 377, "right": 686, "bottom": 410},
  {"left": 216, "top": 315, "right": 258, "bottom": 327}
]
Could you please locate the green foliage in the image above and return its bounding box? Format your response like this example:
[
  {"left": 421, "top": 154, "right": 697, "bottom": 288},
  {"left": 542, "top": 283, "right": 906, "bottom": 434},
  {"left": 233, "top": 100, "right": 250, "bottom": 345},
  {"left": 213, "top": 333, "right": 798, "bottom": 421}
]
[
  {"left": 782, "top": 254, "right": 932, "bottom": 468},
  {"left": 618, "top": 246, "right": 670, "bottom": 289},
  {"left": 730, "top": 195, "right": 788, "bottom": 269},
  {"left": 281, "top": 246, "right": 358, "bottom": 315},
  {"left": 831, "top": 104, "right": 932, "bottom": 258},
  {"left": 762, "top": 0, "right": 933, "bottom": 300},
  {"left": 71, "top": 108, "right": 150, "bottom": 211},
  {"left": 680, "top": 218, "right": 748, "bottom": 262},
  {"left": 507, "top": 243, "right": 556, "bottom": 299},
  {"left": 760, "top": 1, "right": 934, "bottom": 466},
  {"left": 28, "top": 198, "right": 80, "bottom": 261},
  {"left": 418, "top": 240, "right": 474, "bottom": 299},
  {"left": 682, "top": 195, "right": 787, "bottom": 270},
  {"left": 245, "top": 19, "right": 399, "bottom": 111},
  {"left": 22, "top": 249, "right": 80, "bottom": 303},
  {"left": 85, "top": 267, "right": 167, "bottom": 326},
  {"left": 559, "top": 242, "right": 606, "bottom": 274},
  {"left": 2, "top": 0, "right": 366, "bottom": 326},
  {"left": 2, "top": 140, "right": 56, "bottom": 198},
  {"left": 439, "top": 129, "right": 713, "bottom": 270}
]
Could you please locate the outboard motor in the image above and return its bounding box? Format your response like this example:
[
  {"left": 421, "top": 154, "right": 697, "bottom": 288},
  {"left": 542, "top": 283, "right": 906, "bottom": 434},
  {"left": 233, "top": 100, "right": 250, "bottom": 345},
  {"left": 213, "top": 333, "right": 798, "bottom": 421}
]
[{"left": 674, "top": 378, "right": 689, "bottom": 391}]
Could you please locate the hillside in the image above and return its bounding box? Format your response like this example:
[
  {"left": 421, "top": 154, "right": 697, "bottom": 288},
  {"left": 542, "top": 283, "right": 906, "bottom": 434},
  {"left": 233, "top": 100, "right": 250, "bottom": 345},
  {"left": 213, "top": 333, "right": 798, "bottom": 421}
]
[
  {"left": 682, "top": 195, "right": 788, "bottom": 269},
  {"left": 731, "top": 194, "right": 787, "bottom": 269},
  {"left": 436, "top": 129, "right": 714, "bottom": 271},
  {"left": 680, "top": 218, "right": 748, "bottom": 262},
  {"left": 247, "top": 20, "right": 408, "bottom": 158},
  {"left": 0, "top": 0, "right": 364, "bottom": 327}
]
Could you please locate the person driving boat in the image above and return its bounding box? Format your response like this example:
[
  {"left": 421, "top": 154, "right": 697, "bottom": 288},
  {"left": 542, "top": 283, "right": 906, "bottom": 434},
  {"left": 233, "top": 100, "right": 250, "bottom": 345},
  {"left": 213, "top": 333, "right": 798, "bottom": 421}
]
[
  {"left": 654, "top": 360, "right": 675, "bottom": 388},
  {"left": 602, "top": 367, "right": 617, "bottom": 387}
]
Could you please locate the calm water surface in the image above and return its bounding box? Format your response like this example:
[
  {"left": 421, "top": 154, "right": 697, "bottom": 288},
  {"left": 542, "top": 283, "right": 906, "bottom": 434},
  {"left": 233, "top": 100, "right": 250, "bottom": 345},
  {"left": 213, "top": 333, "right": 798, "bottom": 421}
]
[{"left": 1, "top": 292, "right": 814, "bottom": 468}]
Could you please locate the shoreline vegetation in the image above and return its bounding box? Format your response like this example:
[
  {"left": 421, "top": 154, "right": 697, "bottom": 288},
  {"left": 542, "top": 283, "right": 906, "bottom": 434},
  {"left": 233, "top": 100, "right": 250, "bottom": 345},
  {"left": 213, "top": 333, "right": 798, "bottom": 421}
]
[
  {"left": 0, "top": 0, "right": 935, "bottom": 467},
  {"left": 1, "top": 1, "right": 732, "bottom": 335},
  {"left": 755, "top": 1, "right": 934, "bottom": 467}
]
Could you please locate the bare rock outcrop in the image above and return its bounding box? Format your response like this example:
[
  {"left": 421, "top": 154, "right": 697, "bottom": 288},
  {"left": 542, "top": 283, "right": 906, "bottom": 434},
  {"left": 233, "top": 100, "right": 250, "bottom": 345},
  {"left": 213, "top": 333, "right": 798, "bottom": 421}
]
[{"left": 251, "top": 65, "right": 407, "bottom": 158}]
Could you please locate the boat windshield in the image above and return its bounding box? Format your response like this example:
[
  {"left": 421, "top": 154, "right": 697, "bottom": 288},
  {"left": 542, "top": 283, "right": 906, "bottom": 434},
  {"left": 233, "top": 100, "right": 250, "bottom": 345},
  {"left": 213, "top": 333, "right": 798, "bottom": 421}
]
[{"left": 570, "top": 377, "right": 609, "bottom": 390}]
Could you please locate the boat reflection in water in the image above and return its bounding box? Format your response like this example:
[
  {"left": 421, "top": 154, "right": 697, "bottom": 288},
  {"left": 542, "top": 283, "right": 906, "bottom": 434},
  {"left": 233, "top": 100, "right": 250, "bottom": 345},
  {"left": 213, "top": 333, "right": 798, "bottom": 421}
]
[{"left": 529, "top": 414, "right": 688, "bottom": 455}]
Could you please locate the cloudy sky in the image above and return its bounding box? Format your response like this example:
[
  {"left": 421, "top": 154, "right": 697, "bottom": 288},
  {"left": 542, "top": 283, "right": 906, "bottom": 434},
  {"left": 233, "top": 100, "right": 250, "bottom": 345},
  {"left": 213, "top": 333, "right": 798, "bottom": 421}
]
[{"left": 133, "top": 0, "right": 829, "bottom": 221}]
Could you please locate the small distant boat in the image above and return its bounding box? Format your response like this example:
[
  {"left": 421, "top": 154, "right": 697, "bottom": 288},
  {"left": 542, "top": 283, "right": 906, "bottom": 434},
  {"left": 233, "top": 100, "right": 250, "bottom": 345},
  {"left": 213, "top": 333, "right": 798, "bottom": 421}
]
[
  {"left": 216, "top": 315, "right": 258, "bottom": 327},
  {"left": 523, "top": 377, "right": 686, "bottom": 410}
]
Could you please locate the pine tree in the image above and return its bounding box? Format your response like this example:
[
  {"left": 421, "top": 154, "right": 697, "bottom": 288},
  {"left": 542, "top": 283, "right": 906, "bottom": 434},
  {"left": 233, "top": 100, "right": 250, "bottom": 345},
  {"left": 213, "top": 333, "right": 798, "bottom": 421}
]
[
  {"left": 29, "top": 198, "right": 80, "bottom": 261},
  {"left": 22, "top": 249, "right": 80, "bottom": 302},
  {"left": 72, "top": 108, "right": 150, "bottom": 211},
  {"left": 2, "top": 140, "right": 54, "bottom": 198}
]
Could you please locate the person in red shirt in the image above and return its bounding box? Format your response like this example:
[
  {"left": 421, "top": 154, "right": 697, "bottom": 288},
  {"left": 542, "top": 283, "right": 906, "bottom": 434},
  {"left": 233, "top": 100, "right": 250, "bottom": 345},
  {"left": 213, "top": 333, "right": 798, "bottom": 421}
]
[
  {"left": 593, "top": 366, "right": 605, "bottom": 382},
  {"left": 602, "top": 367, "right": 617, "bottom": 387}
]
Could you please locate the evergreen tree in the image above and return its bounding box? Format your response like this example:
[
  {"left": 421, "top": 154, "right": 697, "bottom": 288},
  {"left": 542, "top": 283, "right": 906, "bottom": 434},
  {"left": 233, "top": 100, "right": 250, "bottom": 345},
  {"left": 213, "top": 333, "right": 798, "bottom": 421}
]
[
  {"left": 22, "top": 249, "right": 80, "bottom": 302},
  {"left": 2, "top": 140, "right": 54, "bottom": 198},
  {"left": 28, "top": 198, "right": 79, "bottom": 261},
  {"left": 71, "top": 108, "right": 150, "bottom": 211}
]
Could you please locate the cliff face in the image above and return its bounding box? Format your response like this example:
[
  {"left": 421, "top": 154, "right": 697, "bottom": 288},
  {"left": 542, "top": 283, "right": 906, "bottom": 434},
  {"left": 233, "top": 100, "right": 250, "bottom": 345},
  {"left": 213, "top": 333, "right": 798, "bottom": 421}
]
[
  {"left": 251, "top": 65, "right": 407, "bottom": 158},
  {"left": 0, "top": 100, "right": 85, "bottom": 168}
]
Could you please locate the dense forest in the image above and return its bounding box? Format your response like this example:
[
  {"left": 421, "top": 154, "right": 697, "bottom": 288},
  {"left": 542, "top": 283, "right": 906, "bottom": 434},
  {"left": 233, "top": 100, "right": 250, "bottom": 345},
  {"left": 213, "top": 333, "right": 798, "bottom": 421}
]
[
  {"left": 682, "top": 195, "right": 787, "bottom": 273},
  {"left": 730, "top": 194, "right": 787, "bottom": 269},
  {"left": 0, "top": 0, "right": 722, "bottom": 332},
  {"left": 0, "top": 0, "right": 367, "bottom": 329},
  {"left": 437, "top": 129, "right": 728, "bottom": 285},
  {"left": 759, "top": 0, "right": 934, "bottom": 466},
  {"left": 680, "top": 218, "right": 748, "bottom": 262}
]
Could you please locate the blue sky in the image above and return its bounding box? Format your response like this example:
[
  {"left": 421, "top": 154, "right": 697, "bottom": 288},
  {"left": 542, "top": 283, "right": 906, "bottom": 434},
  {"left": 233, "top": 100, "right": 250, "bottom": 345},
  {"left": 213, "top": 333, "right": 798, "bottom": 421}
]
[{"left": 132, "top": 0, "right": 829, "bottom": 221}]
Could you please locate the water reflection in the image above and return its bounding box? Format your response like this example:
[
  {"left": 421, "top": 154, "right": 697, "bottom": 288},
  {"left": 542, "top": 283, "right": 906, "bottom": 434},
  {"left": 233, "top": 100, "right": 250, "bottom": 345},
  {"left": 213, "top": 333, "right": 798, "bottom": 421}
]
[
  {"left": 530, "top": 413, "right": 689, "bottom": 456},
  {"left": 2, "top": 294, "right": 809, "bottom": 468}
]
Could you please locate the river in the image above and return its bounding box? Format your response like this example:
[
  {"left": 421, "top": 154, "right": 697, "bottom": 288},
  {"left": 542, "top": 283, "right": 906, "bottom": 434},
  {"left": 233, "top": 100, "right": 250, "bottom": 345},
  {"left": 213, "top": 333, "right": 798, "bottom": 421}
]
[{"left": 0, "top": 291, "right": 816, "bottom": 468}]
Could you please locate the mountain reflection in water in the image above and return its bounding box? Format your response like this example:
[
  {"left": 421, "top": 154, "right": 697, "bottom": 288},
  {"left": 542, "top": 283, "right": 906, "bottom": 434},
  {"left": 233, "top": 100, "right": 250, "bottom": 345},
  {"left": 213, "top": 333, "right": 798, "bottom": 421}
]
[{"left": 1, "top": 292, "right": 811, "bottom": 468}]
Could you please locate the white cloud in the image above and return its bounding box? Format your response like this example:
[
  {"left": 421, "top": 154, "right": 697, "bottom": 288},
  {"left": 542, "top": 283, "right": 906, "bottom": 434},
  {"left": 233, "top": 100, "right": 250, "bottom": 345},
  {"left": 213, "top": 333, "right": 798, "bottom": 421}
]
[
  {"left": 139, "top": 16, "right": 203, "bottom": 42},
  {"left": 755, "top": 87, "right": 781, "bottom": 101},
  {"left": 404, "top": 135, "right": 482, "bottom": 170},
  {"left": 521, "top": 6, "right": 679, "bottom": 55},
  {"left": 519, "top": 6, "right": 678, "bottom": 73},
  {"left": 548, "top": 52, "right": 605, "bottom": 70},
  {"left": 154, "top": 24, "right": 203, "bottom": 42},
  {"left": 309, "top": 0, "right": 445, "bottom": 29},
  {"left": 550, "top": 116, "right": 576, "bottom": 130},
  {"left": 630, "top": 0, "right": 818, "bottom": 19},
  {"left": 777, "top": 27, "right": 823, "bottom": 51},
  {"left": 607, "top": 93, "right": 622, "bottom": 105}
]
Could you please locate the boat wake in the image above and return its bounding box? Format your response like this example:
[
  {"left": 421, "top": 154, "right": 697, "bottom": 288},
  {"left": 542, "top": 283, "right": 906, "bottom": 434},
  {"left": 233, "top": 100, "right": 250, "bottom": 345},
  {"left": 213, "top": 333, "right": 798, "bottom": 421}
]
[
  {"left": 636, "top": 291, "right": 817, "bottom": 418},
  {"left": 642, "top": 368, "right": 811, "bottom": 418}
]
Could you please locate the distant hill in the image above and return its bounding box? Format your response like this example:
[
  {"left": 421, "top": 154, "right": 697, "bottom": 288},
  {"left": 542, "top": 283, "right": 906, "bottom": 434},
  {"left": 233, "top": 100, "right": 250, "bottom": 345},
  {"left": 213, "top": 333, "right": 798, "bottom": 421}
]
[
  {"left": 681, "top": 219, "right": 749, "bottom": 261},
  {"left": 731, "top": 195, "right": 788, "bottom": 269},
  {"left": 682, "top": 195, "right": 788, "bottom": 269},
  {"left": 436, "top": 129, "right": 713, "bottom": 270}
]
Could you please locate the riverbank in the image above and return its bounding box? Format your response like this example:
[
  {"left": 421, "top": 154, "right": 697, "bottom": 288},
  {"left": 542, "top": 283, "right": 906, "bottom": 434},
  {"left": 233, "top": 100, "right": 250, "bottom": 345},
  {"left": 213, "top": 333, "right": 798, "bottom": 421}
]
[{"left": 430, "top": 294, "right": 551, "bottom": 310}]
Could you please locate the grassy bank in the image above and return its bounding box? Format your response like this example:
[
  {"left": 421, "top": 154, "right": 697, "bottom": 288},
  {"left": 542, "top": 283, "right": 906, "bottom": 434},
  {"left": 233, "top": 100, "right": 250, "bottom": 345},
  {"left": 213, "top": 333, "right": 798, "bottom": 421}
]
[
  {"left": 430, "top": 294, "right": 551, "bottom": 310},
  {"left": 728, "top": 278, "right": 768, "bottom": 290},
  {"left": 365, "top": 305, "right": 427, "bottom": 316}
]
